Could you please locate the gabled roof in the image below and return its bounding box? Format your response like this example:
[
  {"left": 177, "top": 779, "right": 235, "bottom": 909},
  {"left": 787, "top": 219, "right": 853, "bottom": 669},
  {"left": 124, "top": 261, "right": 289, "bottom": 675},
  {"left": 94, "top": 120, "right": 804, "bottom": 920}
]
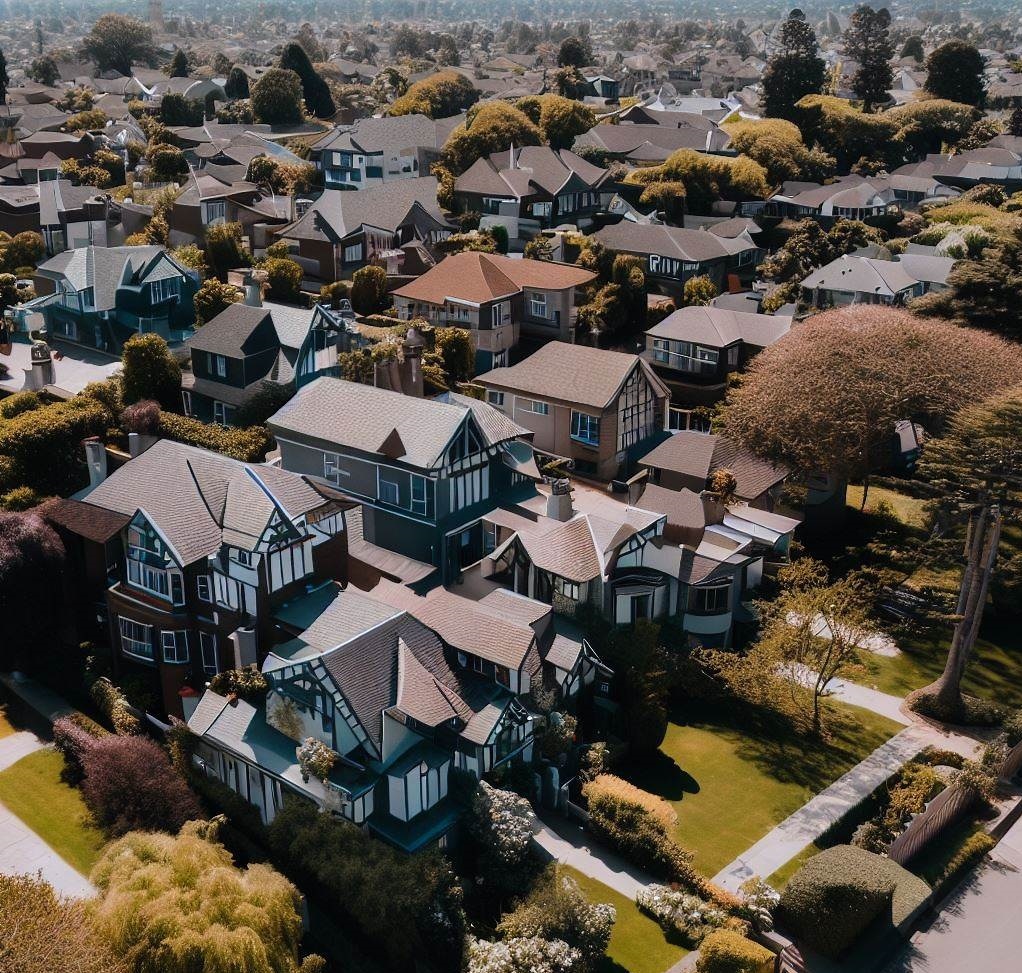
[
  {"left": 268, "top": 377, "right": 529, "bottom": 470},
  {"left": 82, "top": 438, "right": 340, "bottom": 564},
  {"left": 455, "top": 145, "right": 608, "bottom": 200},
  {"left": 594, "top": 221, "right": 758, "bottom": 263},
  {"left": 801, "top": 254, "right": 923, "bottom": 296},
  {"left": 647, "top": 305, "right": 791, "bottom": 349},
  {"left": 392, "top": 251, "right": 595, "bottom": 306},
  {"left": 477, "top": 341, "right": 669, "bottom": 411},
  {"left": 314, "top": 113, "right": 441, "bottom": 154}
]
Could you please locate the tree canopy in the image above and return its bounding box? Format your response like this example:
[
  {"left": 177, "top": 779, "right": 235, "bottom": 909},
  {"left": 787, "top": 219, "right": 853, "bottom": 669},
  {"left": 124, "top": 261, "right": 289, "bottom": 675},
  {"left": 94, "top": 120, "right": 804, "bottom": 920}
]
[
  {"left": 278, "top": 42, "right": 334, "bottom": 119},
  {"left": 761, "top": 13, "right": 827, "bottom": 122},
  {"left": 442, "top": 101, "right": 543, "bottom": 174},
  {"left": 121, "top": 333, "right": 183, "bottom": 411},
  {"left": 387, "top": 69, "right": 479, "bottom": 118},
  {"left": 624, "top": 148, "right": 769, "bottom": 214},
  {"left": 251, "top": 67, "right": 304, "bottom": 125},
  {"left": 925, "top": 41, "right": 986, "bottom": 107},
  {"left": 80, "top": 14, "right": 156, "bottom": 75},
  {"left": 557, "top": 35, "right": 593, "bottom": 69},
  {"left": 516, "top": 94, "right": 596, "bottom": 150},
  {"left": 843, "top": 5, "right": 894, "bottom": 112}
]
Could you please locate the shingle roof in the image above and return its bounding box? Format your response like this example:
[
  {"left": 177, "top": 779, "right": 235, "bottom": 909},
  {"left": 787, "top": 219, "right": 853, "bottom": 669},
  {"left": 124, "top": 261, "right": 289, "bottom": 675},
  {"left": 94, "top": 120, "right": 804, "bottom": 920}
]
[
  {"left": 315, "top": 113, "right": 441, "bottom": 154},
  {"left": 647, "top": 306, "right": 790, "bottom": 349},
  {"left": 594, "top": 222, "right": 757, "bottom": 263},
  {"left": 477, "top": 341, "right": 668, "bottom": 411},
  {"left": 41, "top": 497, "right": 131, "bottom": 543},
  {"left": 392, "top": 252, "right": 595, "bottom": 306},
  {"left": 455, "top": 146, "right": 608, "bottom": 199}
]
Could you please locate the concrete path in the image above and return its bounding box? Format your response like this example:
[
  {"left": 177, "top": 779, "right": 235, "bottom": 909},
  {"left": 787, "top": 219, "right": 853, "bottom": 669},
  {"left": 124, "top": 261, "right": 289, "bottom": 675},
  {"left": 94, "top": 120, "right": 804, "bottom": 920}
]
[
  {"left": 0, "top": 731, "right": 46, "bottom": 771},
  {"left": 0, "top": 672, "right": 79, "bottom": 724},
  {"left": 712, "top": 723, "right": 980, "bottom": 892},
  {"left": 809, "top": 668, "right": 913, "bottom": 725},
  {"left": 533, "top": 814, "right": 657, "bottom": 900}
]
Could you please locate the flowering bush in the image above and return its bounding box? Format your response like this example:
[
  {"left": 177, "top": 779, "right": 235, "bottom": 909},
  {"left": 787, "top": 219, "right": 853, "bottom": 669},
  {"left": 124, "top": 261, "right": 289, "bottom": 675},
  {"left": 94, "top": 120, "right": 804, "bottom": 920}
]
[
  {"left": 737, "top": 876, "right": 780, "bottom": 932},
  {"left": 636, "top": 885, "right": 730, "bottom": 945},
  {"left": 89, "top": 677, "right": 142, "bottom": 735},
  {"left": 53, "top": 713, "right": 108, "bottom": 784},
  {"left": 296, "top": 737, "right": 336, "bottom": 784},
  {"left": 268, "top": 694, "right": 305, "bottom": 741},
  {"left": 469, "top": 781, "right": 538, "bottom": 899},
  {"left": 468, "top": 936, "right": 580, "bottom": 973}
]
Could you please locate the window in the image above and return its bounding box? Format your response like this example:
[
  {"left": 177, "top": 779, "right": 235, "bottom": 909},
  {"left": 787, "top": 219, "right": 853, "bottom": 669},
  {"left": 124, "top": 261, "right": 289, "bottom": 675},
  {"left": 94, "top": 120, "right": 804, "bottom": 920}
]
[
  {"left": 691, "top": 582, "right": 730, "bottom": 613},
  {"left": 529, "top": 292, "right": 548, "bottom": 318},
  {"left": 161, "top": 630, "right": 189, "bottom": 664},
  {"left": 487, "top": 390, "right": 505, "bottom": 407},
  {"left": 119, "top": 617, "right": 152, "bottom": 660},
  {"left": 491, "top": 302, "right": 508, "bottom": 328},
  {"left": 570, "top": 410, "right": 600, "bottom": 446},
  {"left": 213, "top": 401, "right": 235, "bottom": 426},
  {"left": 449, "top": 466, "right": 489, "bottom": 511},
  {"left": 149, "top": 277, "right": 180, "bottom": 303},
  {"left": 343, "top": 242, "right": 363, "bottom": 264},
  {"left": 323, "top": 452, "right": 341, "bottom": 483},
  {"left": 235, "top": 550, "right": 252, "bottom": 567},
  {"left": 268, "top": 541, "right": 310, "bottom": 591},
  {"left": 203, "top": 199, "right": 227, "bottom": 224},
  {"left": 170, "top": 572, "right": 184, "bottom": 605},
  {"left": 554, "top": 577, "right": 580, "bottom": 600},
  {"left": 197, "top": 575, "right": 212, "bottom": 603},
  {"left": 482, "top": 196, "right": 504, "bottom": 215},
  {"left": 519, "top": 398, "right": 549, "bottom": 416},
  {"left": 457, "top": 651, "right": 468, "bottom": 667},
  {"left": 472, "top": 656, "right": 484, "bottom": 673},
  {"left": 127, "top": 558, "right": 183, "bottom": 602},
  {"left": 411, "top": 475, "right": 427, "bottom": 515},
  {"left": 210, "top": 353, "right": 227, "bottom": 377},
  {"left": 532, "top": 202, "right": 552, "bottom": 219},
  {"left": 483, "top": 522, "right": 498, "bottom": 553},
  {"left": 650, "top": 338, "right": 718, "bottom": 375},
  {"left": 727, "top": 345, "right": 740, "bottom": 367},
  {"left": 199, "top": 632, "right": 219, "bottom": 676},
  {"left": 181, "top": 390, "right": 192, "bottom": 415},
  {"left": 378, "top": 477, "right": 399, "bottom": 505},
  {"left": 495, "top": 665, "right": 511, "bottom": 688}
]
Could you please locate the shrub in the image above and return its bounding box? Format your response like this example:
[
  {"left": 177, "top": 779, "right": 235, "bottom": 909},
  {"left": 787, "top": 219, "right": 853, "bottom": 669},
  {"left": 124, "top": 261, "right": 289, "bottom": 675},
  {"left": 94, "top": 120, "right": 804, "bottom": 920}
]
[
  {"left": 89, "top": 677, "right": 143, "bottom": 735},
  {"left": 0, "top": 391, "right": 42, "bottom": 419},
  {"left": 121, "top": 398, "right": 161, "bottom": 435},
  {"left": 81, "top": 734, "right": 202, "bottom": 836},
  {"left": 467, "top": 935, "right": 580, "bottom": 973},
  {"left": 1003, "top": 708, "right": 1022, "bottom": 747},
  {"left": 121, "top": 333, "right": 182, "bottom": 411},
  {"left": 583, "top": 774, "right": 677, "bottom": 829},
  {"left": 470, "top": 781, "right": 538, "bottom": 899},
  {"left": 350, "top": 264, "right": 389, "bottom": 314},
  {"left": 209, "top": 665, "right": 268, "bottom": 702},
  {"left": 52, "top": 713, "right": 109, "bottom": 784},
  {"left": 696, "top": 930, "right": 774, "bottom": 973},
  {"left": 155, "top": 411, "right": 272, "bottom": 461},
  {"left": 929, "top": 830, "right": 995, "bottom": 897},
  {"left": 636, "top": 884, "right": 734, "bottom": 946},
  {"left": 0, "top": 486, "right": 46, "bottom": 511},
  {"left": 296, "top": 737, "right": 336, "bottom": 784},
  {"left": 262, "top": 255, "right": 304, "bottom": 300}
]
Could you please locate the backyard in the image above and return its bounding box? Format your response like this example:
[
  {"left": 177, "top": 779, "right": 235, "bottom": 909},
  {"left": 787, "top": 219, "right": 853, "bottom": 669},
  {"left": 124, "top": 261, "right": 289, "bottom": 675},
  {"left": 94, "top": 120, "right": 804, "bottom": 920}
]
[
  {"left": 625, "top": 700, "right": 902, "bottom": 877},
  {"left": 561, "top": 865, "right": 688, "bottom": 973},
  {"left": 0, "top": 747, "right": 106, "bottom": 875}
]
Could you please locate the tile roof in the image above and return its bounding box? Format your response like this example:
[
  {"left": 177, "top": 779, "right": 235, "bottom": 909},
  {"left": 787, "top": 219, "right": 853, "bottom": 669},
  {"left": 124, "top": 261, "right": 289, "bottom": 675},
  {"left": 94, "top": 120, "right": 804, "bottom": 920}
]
[
  {"left": 477, "top": 341, "right": 668, "bottom": 410},
  {"left": 392, "top": 252, "right": 595, "bottom": 306}
]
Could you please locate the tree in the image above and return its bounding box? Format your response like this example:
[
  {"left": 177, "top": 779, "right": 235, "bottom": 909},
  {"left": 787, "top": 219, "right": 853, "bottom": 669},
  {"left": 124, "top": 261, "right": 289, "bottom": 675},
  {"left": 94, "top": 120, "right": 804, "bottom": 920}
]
[
  {"left": 279, "top": 42, "right": 334, "bottom": 119},
  {"left": 387, "top": 70, "right": 479, "bottom": 118},
  {"left": 1, "top": 230, "right": 44, "bottom": 272},
  {"left": 121, "top": 333, "right": 182, "bottom": 410},
  {"left": 925, "top": 41, "right": 986, "bottom": 107},
  {"left": 726, "top": 118, "right": 835, "bottom": 184},
  {"left": 888, "top": 99, "right": 981, "bottom": 158},
  {"left": 557, "top": 35, "right": 592, "bottom": 69},
  {"left": 0, "top": 873, "right": 125, "bottom": 973},
  {"left": 204, "top": 221, "right": 251, "bottom": 281},
  {"left": 625, "top": 149, "right": 769, "bottom": 215},
  {"left": 146, "top": 143, "right": 188, "bottom": 181},
  {"left": 81, "top": 735, "right": 201, "bottom": 836},
  {"left": 469, "top": 781, "right": 538, "bottom": 901},
  {"left": 442, "top": 101, "right": 543, "bottom": 174},
  {"left": 0, "top": 49, "right": 8, "bottom": 105},
  {"left": 759, "top": 217, "right": 881, "bottom": 284},
  {"left": 251, "top": 67, "right": 304, "bottom": 125},
  {"left": 843, "top": 6, "right": 894, "bottom": 112},
  {"left": 0, "top": 511, "right": 66, "bottom": 672},
  {"left": 193, "top": 277, "right": 242, "bottom": 326},
  {"left": 908, "top": 386, "right": 1022, "bottom": 720},
  {"left": 225, "top": 65, "right": 250, "bottom": 99},
  {"left": 27, "top": 54, "right": 59, "bottom": 87},
  {"left": 168, "top": 48, "right": 189, "bottom": 78},
  {"left": 160, "top": 92, "right": 204, "bottom": 126},
  {"left": 349, "top": 264, "right": 389, "bottom": 314},
  {"left": 91, "top": 822, "right": 322, "bottom": 973},
  {"left": 901, "top": 36, "right": 925, "bottom": 62},
  {"left": 1010, "top": 106, "right": 1022, "bottom": 138},
  {"left": 720, "top": 309, "right": 1022, "bottom": 508},
  {"left": 516, "top": 94, "right": 596, "bottom": 150},
  {"left": 262, "top": 256, "right": 303, "bottom": 300},
  {"left": 682, "top": 275, "right": 717, "bottom": 307},
  {"left": 80, "top": 14, "right": 156, "bottom": 76},
  {"left": 761, "top": 13, "right": 827, "bottom": 121}
]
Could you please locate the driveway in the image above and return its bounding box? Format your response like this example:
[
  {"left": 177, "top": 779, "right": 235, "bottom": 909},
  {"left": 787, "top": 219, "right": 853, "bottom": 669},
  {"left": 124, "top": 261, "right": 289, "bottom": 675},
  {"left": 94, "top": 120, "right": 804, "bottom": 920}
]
[{"left": 881, "top": 814, "right": 1022, "bottom": 973}]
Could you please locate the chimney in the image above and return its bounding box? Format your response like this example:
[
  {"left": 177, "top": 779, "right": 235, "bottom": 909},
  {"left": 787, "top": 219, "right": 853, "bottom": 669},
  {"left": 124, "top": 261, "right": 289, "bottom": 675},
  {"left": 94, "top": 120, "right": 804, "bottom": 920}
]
[
  {"left": 128, "top": 431, "right": 142, "bottom": 457},
  {"left": 28, "top": 339, "right": 55, "bottom": 390},
  {"left": 84, "top": 437, "right": 108, "bottom": 488},
  {"left": 243, "top": 269, "right": 267, "bottom": 307},
  {"left": 230, "top": 624, "right": 258, "bottom": 668},
  {"left": 546, "top": 478, "right": 574, "bottom": 522},
  {"left": 401, "top": 326, "right": 425, "bottom": 398}
]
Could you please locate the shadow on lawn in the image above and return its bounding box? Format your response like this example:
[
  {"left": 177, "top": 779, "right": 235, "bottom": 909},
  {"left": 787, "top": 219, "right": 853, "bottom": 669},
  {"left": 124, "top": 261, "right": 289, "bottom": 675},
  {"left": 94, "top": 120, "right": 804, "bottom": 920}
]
[{"left": 626, "top": 749, "right": 700, "bottom": 801}]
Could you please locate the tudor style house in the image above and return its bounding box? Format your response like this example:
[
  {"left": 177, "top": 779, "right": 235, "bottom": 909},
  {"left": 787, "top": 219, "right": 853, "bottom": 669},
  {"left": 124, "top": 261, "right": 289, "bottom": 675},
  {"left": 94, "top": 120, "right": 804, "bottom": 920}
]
[
  {"left": 273, "top": 177, "right": 450, "bottom": 282},
  {"left": 391, "top": 252, "right": 596, "bottom": 371},
  {"left": 644, "top": 305, "right": 792, "bottom": 408},
  {"left": 309, "top": 114, "right": 445, "bottom": 189},
  {"left": 475, "top": 342, "right": 670, "bottom": 481},
  {"left": 800, "top": 252, "right": 956, "bottom": 308},
  {"left": 16, "top": 245, "right": 199, "bottom": 352},
  {"left": 58, "top": 438, "right": 353, "bottom": 716},
  {"left": 268, "top": 377, "right": 541, "bottom": 584},
  {"left": 183, "top": 294, "right": 354, "bottom": 425},
  {"left": 453, "top": 146, "right": 611, "bottom": 239},
  {"left": 593, "top": 222, "right": 761, "bottom": 296}
]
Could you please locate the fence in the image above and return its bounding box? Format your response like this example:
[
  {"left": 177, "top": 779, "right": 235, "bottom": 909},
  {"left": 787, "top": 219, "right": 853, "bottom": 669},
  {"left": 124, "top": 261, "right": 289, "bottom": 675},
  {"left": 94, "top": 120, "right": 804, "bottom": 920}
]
[
  {"left": 999, "top": 737, "right": 1022, "bottom": 781},
  {"left": 887, "top": 780, "right": 977, "bottom": 866}
]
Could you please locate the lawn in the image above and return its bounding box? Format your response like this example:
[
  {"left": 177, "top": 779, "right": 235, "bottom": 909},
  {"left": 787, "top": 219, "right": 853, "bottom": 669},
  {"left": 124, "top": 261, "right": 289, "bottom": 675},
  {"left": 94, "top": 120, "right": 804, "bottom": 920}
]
[
  {"left": 624, "top": 701, "right": 902, "bottom": 878},
  {"left": 0, "top": 748, "right": 105, "bottom": 875},
  {"left": 561, "top": 865, "right": 688, "bottom": 973},
  {"left": 847, "top": 484, "right": 929, "bottom": 529},
  {"left": 0, "top": 703, "right": 14, "bottom": 739}
]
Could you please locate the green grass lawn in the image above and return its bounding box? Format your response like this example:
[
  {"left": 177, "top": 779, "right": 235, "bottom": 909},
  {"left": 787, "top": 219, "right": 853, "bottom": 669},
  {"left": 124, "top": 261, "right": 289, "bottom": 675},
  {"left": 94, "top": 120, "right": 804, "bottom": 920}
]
[
  {"left": 624, "top": 701, "right": 902, "bottom": 878},
  {"left": 561, "top": 865, "right": 688, "bottom": 973},
  {"left": 0, "top": 703, "right": 14, "bottom": 740},
  {"left": 0, "top": 748, "right": 105, "bottom": 875},
  {"left": 847, "top": 484, "right": 929, "bottom": 529}
]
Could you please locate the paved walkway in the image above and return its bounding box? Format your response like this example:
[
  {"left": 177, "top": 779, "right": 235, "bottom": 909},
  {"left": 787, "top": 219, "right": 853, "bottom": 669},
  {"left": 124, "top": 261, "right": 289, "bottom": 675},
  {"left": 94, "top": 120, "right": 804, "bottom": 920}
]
[
  {"left": 712, "top": 722, "right": 980, "bottom": 892},
  {"left": 793, "top": 666, "right": 913, "bottom": 725}
]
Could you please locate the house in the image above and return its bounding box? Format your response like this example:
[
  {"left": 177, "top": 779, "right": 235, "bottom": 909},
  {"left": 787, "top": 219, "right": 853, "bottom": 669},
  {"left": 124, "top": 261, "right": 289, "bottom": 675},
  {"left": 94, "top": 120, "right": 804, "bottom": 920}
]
[
  {"left": 390, "top": 252, "right": 596, "bottom": 370},
  {"left": 309, "top": 114, "right": 445, "bottom": 189},
  {"left": 637, "top": 431, "right": 788, "bottom": 510},
  {"left": 800, "top": 252, "right": 956, "bottom": 307},
  {"left": 37, "top": 179, "right": 114, "bottom": 255},
  {"left": 453, "top": 146, "right": 611, "bottom": 239},
  {"left": 61, "top": 437, "right": 354, "bottom": 716},
  {"left": 475, "top": 341, "right": 670, "bottom": 481},
  {"left": 644, "top": 305, "right": 792, "bottom": 408},
  {"left": 582, "top": 74, "right": 621, "bottom": 101},
  {"left": 273, "top": 177, "right": 450, "bottom": 282},
  {"left": 765, "top": 173, "right": 955, "bottom": 223},
  {"left": 573, "top": 121, "right": 732, "bottom": 167},
  {"left": 593, "top": 222, "right": 762, "bottom": 296},
  {"left": 186, "top": 578, "right": 552, "bottom": 849},
  {"left": 17, "top": 245, "right": 199, "bottom": 352},
  {"left": 182, "top": 290, "right": 353, "bottom": 425},
  {"left": 268, "top": 377, "right": 541, "bottom": 583},
  {"left": 896, "top": 139, "right": 1022, "bottom": 192}
]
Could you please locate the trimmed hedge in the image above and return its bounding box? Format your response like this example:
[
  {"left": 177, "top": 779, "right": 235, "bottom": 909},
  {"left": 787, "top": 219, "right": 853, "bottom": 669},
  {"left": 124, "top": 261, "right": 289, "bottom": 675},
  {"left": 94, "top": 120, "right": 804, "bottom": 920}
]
[
  {"left": 930, "top": 831, "right": 995, "bottom": 898},
  {"left": 778, "top": 845, "right": 929, "bottom": 958},
  {"left": 156, "top": 412, "right": 272, "bottom": 462},
  {"left": 696, "top": 930, "right": 774, "bottom": 973}
]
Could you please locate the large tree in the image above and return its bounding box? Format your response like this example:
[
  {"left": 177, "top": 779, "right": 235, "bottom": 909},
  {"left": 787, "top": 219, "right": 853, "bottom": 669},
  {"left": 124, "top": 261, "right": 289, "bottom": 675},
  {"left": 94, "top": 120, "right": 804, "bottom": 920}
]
[
  {"left": 761, "top": 12, "right": 827, "bottom": 122},
  {"left": 907, "top": 385, "right": 1022, "bottom": 720},
  {"left": 441, "top": 101, "right": 543, "bottom": 174},
  {"left": 250, "top": 67, "right": 304, "bottom": 125},
  {"left": 167, "top": 48, "right": 189, "bottom": 78},
  {"left": 120, "top": 333, "right": 182, "bottom": 411},
  {"left": 386, "top": 69, "right": 479, "bottom": 119},
  {"left": 557, "top": 35, "right": 593, "bottom": 68},
  {"left": 924, "top": 40, "right": 986, "bottom": 107},
  {"left": 720, "top": 309, "right": 1022, "bottom": 509},
  {"left": 843, "top": 5, "right": 894, "bottom": 112},
  {"left": 278, "top": 41, "right": 334, "bottom": 119},
  {"left": 80, "top": 14, "right": 156, "bottom": 76}
]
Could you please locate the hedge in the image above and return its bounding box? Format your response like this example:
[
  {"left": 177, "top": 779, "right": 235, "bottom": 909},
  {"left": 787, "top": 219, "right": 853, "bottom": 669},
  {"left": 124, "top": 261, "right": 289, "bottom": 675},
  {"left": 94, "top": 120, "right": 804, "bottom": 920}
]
[
  {"left": 930, "top": 831, "right": 995, "bottom": 898},
  {"left": 156, "top": 412, "right": 272, "bottom": 462},
  {"left": 696, "top": 930, "right": 774, "bottom": 973},
  {"left": 778, "top": 845, "right": 929, "bottom": 958}
]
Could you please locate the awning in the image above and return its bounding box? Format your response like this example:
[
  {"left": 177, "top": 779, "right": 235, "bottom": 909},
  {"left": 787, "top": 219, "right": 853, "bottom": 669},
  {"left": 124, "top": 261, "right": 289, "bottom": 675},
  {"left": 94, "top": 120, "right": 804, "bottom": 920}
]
[{"left": 502, "top": 440, "right": 542, "bottom": 480}]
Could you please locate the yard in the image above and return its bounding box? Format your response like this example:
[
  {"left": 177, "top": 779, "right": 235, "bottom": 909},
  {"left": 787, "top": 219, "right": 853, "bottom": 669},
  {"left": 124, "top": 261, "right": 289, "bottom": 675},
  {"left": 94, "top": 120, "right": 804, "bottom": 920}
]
[
  {"left": 0, "top": 702, "right": 14, "bottom": 739},
  {"left": 624, "top": 700, "right": 902, "bottom": 878},
  {"left": 0, "top": 747, "right": 106, "bottom": 875},
  {"left": 561, "top": 865, "right": 688, "bottom": 973}
]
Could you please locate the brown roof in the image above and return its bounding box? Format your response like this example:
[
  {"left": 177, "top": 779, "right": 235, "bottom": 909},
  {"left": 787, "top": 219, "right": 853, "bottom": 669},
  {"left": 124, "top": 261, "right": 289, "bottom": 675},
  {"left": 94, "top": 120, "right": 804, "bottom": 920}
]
[
  {"left": 477, "top": 341, "right": 669, "bottom": 411},
  {"left": 41, "top": 497, "right": 130, "bottom": 543},
  {"left": 392, "top": 252, "right": 595, "bottom": 306},
  {"left": 455, "top": 145, "right": 608, "bottom": 200},
  {"left": 635, "top": 483, "right": 706, "bottom": 545}
]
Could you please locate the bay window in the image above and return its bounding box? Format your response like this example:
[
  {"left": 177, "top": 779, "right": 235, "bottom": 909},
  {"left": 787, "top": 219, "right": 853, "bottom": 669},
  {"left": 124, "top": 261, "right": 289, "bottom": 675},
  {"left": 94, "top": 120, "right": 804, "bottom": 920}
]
[{"left": 119, "top": 617, "right": 153, "bottom": 660}]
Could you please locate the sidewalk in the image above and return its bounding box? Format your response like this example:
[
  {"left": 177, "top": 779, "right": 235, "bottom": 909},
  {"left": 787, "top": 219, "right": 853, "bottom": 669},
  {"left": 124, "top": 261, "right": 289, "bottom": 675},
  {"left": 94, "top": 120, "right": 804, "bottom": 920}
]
[
  {"left": 790, "top": 664, "right": 911, "bottom": 725},
  {"left": 712, "top": 722, "right": 980, "bottom": 892}
]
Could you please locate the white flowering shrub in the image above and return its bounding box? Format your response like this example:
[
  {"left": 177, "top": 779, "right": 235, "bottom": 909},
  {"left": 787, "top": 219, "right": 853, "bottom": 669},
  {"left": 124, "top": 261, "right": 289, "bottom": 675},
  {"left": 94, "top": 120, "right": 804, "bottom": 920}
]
[
  {"left": 467, "top": 936, "right": 581, "bottom": 973},
  {"left": 472, "top": 781, "right": 535, "bottom": 866},
  {"left": 738, "top": 876, "right": 780, "bottom": 932},
  {"left": 636, "top": 884, "right": 729, "bottom": 944},
  {"left": 296, "top": 736, "right": 336, "bottom": 783}
]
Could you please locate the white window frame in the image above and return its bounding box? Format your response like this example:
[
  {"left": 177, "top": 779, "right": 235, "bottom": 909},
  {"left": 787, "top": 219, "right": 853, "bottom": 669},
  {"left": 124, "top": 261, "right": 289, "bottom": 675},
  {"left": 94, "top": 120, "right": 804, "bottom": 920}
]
[
  {"left": 487, "top": 390, "right": 505, "bottom": 407},
  {"left": 197, "top": 574, "right": 212, "bottom": 603},
  {"left": 570, "top": 410, "right": 600, "bottom": 447},
  {"left": 203, "top": 199, "right": 227, "bottom": 224},
  {"left": 149, "top": 277, "right": 180, "bottom": 303},
  {"left": 211, "top": 353, "right": 228, "bottom": 378},
  {"left": 119, "top": 616, "right": 153, "bottom": 660},
  {"left": 199, "top": 631, "right": 219, "bottom": 676},
  {"left": 528, "top": 291, "right": 548, "bottom": 318},
  {"left": 161, "top": 630, "right": 189, "bottom": 664},
  {"left": 343, "top": 242, "right": 363, "bottom": 264},
  {"left": 410, "top": 475, "right": 427, "bottom": 515},
  {"left": 213, "top": 401, "right": 235, "bottom": 426},
  {"left": 519, "top": 398, "right": 549, "bottom": 416}
]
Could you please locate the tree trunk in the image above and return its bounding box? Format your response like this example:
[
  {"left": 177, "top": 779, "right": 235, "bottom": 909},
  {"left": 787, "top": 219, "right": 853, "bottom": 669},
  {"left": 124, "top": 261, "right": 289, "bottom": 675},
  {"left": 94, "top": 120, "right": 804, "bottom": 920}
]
[
  {"left": 860, "top": 475, "right": 870, "bottom": 511},
  {"left": 921, "top": 504, "right": 1002, "bottom": 716}
]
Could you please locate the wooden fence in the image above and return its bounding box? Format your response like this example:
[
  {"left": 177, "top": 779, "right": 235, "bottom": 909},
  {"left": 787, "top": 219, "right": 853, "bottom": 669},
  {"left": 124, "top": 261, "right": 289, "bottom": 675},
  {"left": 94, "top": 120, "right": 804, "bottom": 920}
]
[
  {"left": 888, "top": 780, "right": 977, "bottom": 866},
  {"left": 999, "top": 737, "right": 1022, "bottom": 781}
]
